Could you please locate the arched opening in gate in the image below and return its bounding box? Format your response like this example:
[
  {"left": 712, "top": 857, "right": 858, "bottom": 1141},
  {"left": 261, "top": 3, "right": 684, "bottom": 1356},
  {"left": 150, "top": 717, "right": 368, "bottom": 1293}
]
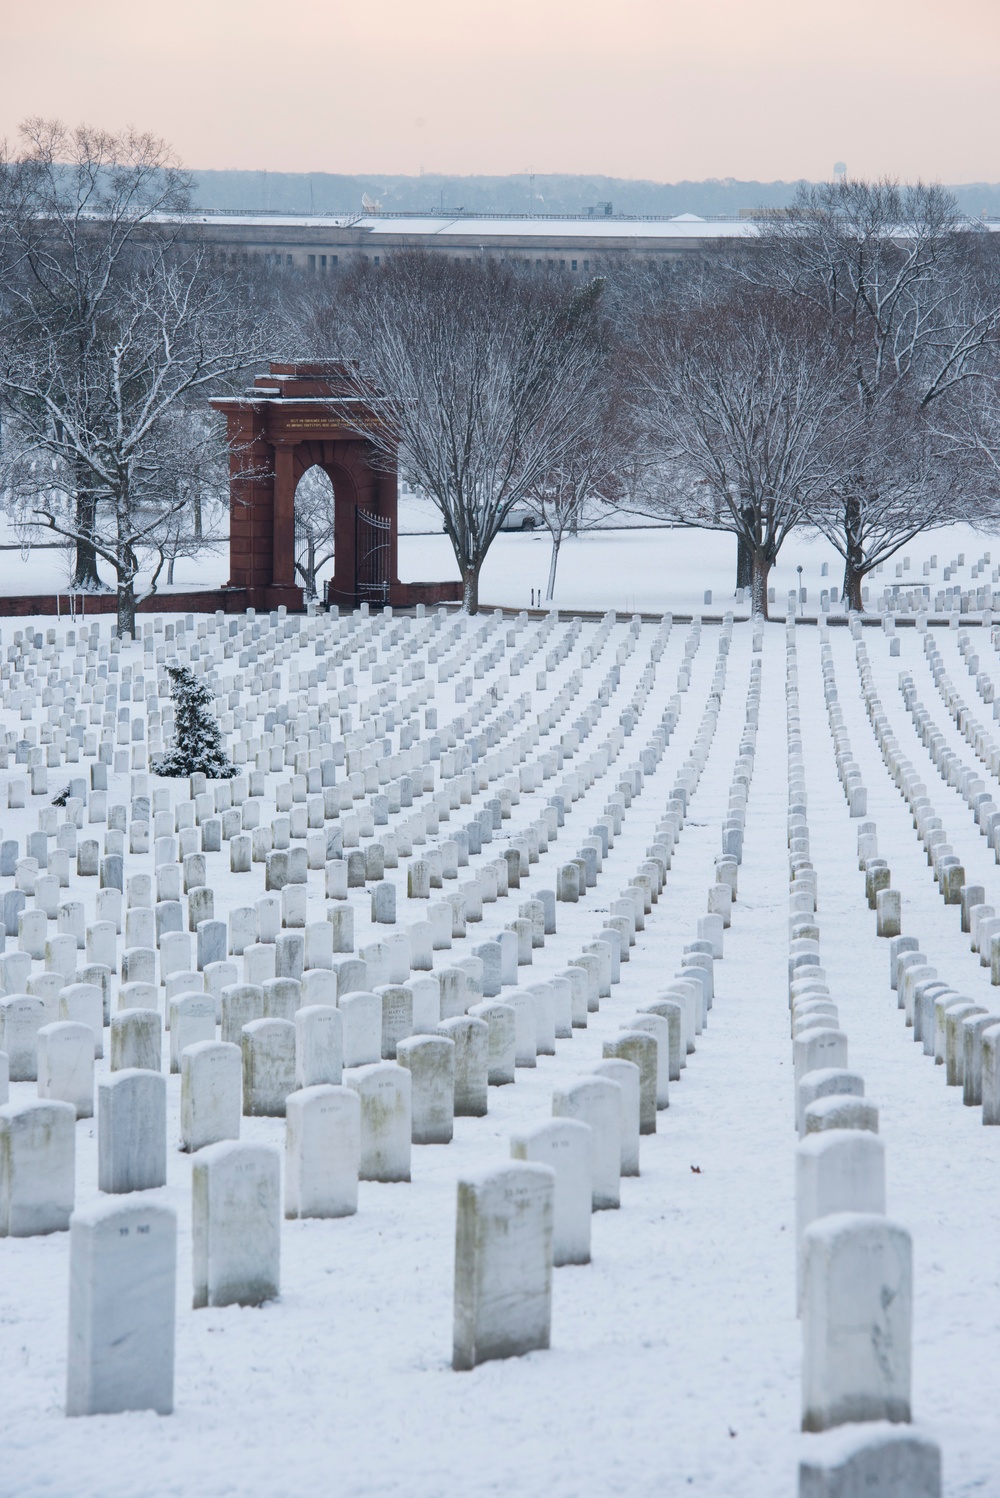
[{"left": 293, "top": 465, "right": 336, "bottom": 602}]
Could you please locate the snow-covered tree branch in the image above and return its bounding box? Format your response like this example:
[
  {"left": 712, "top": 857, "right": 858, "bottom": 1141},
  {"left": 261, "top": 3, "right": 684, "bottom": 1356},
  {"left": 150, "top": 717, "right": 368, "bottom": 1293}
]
[
  {"left": 314, "top": 253, "right": 611, "bottom": 613},
  {"left": 0, "top": 118, "right": 271, "bottom": 633}
]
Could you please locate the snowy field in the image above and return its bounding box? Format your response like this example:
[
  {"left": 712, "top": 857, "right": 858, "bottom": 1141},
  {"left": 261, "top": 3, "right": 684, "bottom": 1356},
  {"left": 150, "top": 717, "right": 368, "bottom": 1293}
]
[
  {"left": 0, "top": 534, "right": 999, "bottom": 1496},
  {"left": 5, "top": 509, "right": 999, "bottom": 621}
]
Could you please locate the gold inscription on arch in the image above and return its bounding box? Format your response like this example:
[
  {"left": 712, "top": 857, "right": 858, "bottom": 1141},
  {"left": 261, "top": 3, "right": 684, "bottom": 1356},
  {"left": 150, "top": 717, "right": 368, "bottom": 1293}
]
[{"left": 281, "top": 419, "right": 354, "bottom": 431}]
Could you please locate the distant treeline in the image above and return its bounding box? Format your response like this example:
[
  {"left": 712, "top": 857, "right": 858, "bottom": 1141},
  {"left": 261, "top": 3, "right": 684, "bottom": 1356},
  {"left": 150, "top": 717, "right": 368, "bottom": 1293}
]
[{"left": 190, "top": 169, "right": 1000, "bottom": 220}]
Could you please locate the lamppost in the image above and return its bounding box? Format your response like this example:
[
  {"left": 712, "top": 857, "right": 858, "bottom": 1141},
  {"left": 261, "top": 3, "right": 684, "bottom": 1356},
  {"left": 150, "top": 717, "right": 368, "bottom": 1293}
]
[{"left": 797, "top": 565, "right": 804, "bottom": 617}]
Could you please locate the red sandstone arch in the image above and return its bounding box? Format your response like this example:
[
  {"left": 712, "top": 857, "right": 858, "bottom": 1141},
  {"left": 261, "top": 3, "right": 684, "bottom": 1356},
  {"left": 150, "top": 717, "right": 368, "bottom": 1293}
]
[{"left": 212, "top": 362, "right": 461, "bottom": 612}]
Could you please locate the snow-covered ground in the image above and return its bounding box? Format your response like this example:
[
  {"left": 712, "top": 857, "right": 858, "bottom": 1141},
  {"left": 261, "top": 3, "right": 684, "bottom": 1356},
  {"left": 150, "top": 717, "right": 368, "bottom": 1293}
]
[
  {"left": 400, "top": 516, "right": 1000, "bottom": 619},
  {"left": 5, "top": 508, "right": 999, "bottom": 623},
  {"left": 0, "top": 530, "right": 999, "bottom": 1496}
]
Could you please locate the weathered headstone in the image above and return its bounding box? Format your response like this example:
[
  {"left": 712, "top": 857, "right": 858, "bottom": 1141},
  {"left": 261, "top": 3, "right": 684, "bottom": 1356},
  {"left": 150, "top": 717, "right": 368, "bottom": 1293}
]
[
  {"left": 511, "top": 1119, "right": 591, "bottom": 1267},
  {"left": 876, "top": 888, "right": 902, "bottom": 939},
  {"left": 285, "top": 1084, "right": 361, "bottom": 1219},
  {"left": 262, "top": 976, "right": 302, "bottom": 1023},
  {"left": 794, "top": 1031, "right": 850, "bottom": 1125},
  {"left": 603, "top": 1032, "right": 657, "bottom": 1135},
  {"left": 300, "top": 967, "right": 337, "bottom": 1007},
  {"left": 438, "top": 966, "right": 469, "bottom": 1021},
  {"left": 796, "top": 1130, "right": 887, "bottom": 1301},
  {"left": 468, "top": 1000, "right": 517, "bottom": 1085},
  {"left": 192, "top": 1142, "right": 281, "bottom": 1308},
  {"left": 241, "top": 1018, "right": 296, "bottom": 1117},
  {"left": 405, "top": 973, "right": 441, "bottom": 1034},
  {"left": 797, "top": 1069, "right": 866, "bottom": 1139},
  {"left": 66, "top": 1197, "right": 176, "bottom": 1416},
  {"left": 181, "top": 1041, "right": 242, "bottom": 1152},
  {"left": 339, "top": 989, "right": 382, "bottom": 1067},
  {"left": 552, "top": 1077, "right": 621, "bottom": 1210},
  {"left": 377, "top": 984, "right": 414, "bottom": 1060},
  {"left": 0, "top": 1098, "right": 75, "bottom": 1235},
  {"left": 295, "top": 1005, "right": 343, "bottom": 1089},
  {"left": 0, "top": 994, "right": 45, "bottom": 1080},
  {"left": 624, "top": 1015, "right": 671, "bottom": 1108},
  {"left": 97, "top": 1069, "right": 167, "bottom": 1192},
  {"left": 593, "top": 1057, "right": 641, "bottom": 1177},
  {"left": 397, "top": 1035, "right": 455, "bottom": 1144},
  {"left": 560, "top": 966, "right": 590, "bottom": 1030},
  {"left": 110, "top": 1009, "right": 162, "bottom": 1072},
  {"left": 168, "top": 993, "right": 216, "bottom": 1073},
  {"left": 220, "top": 983, "right": 265, "bottom": 1045},
  {"left": 982, "top": 1022, "right": 1000, "bottom": 1124},
  {"left": 437, "top": 1016, "right": 488, "bottom": 1117},
  {"left": 37, "top": 1022, "right": 94, "bottom": 1118},
  {"left": 505, "top": 992, "right": 537, "bottom": 1068},
  {"left": 525, "top": 983, "right": 556, "bottom": 1056},
  {"left": 801, "top": 1213, "right": 912, "bottom": 1431},
  {"left": 797, "top": 1422, "right": 941, "bottom": 1498},
  {"left": 346, "top": 1062, "right": 412, "bottom": 1182},
  {"left": 803, "top": 1090, "right": 879, "bottom": 1135},
  {"left": 371, "top": 882, "right": 396, "bottom": 925},
  {"left": 58, "top": 982, "right": 105, "bottom": 1058},
  {"left": 453, "top": 1163, "right": 554, "bottom": 1371}
]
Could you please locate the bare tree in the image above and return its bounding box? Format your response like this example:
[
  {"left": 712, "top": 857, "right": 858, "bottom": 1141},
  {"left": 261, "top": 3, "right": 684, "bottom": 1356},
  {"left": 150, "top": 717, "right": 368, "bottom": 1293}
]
[
  {"left": 0, "top": 119, "right": 269, "bottom": 633},
  {"left": 0, "top": 119, "right": 192, "bottom": 587},
  {"left": 523, "top": 377, "right": 640, "bottom": 600},
  {"left": 752, "top": 179, "right": 1000, "bottom": 609},
  {"left": 594, "top": 251, "right": 773, "bottom": 595},
  {"left": 804, "top": 389, "right": 981, "bottom": 605},
  {"left": 636, "top": 289, "right": 844, "bottom": 618},
  {"left": 323, "top": 254, "right": 610, "bottom": 612}
]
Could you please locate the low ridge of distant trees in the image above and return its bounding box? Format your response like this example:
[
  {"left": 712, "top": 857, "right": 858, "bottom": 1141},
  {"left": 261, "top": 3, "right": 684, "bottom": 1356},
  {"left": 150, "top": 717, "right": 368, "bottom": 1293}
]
[{"left": 4, "top": 117, "right": 1000, "bottom": 626}]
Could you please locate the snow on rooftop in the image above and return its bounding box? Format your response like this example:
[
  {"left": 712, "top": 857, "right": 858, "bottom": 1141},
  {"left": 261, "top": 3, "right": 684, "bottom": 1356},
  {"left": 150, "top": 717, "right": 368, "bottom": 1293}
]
[
  {"left": 153, "top": 211, "right": 757, "bottom": 239},
  {"left": 359, "top": 215, "right": 756, "bottom": 239}
]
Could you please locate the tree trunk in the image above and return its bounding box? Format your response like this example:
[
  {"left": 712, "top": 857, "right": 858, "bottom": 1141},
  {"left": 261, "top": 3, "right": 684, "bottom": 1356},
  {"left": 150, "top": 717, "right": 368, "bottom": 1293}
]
[
  {"left": 461, "top": 565, "right": 480, "bottom": 614},
  {"left": 72, "top": 488, "right": 103, "bottom": 591},
  {"left": 116, "top": 578, "right": 136, "bottom": 638},
  {"left": 843, "top": 496, "right": 865, "bottom": 612},
  {"left": 750, "top": 551, "right": 771, "bottom": 621},
  {"left": 545, "top": 536, "right": 561, "bottom": 601},
  {"left": 843, "top": 560, "right": 865, "bottom": 613},
  {"left": 193, "top": 492, "right": 203, "bottom": 541},
  {"left": 735, "top": 493, "right": 756, "bottom": 592},
  {"left": 167, "top": 554, "right": 175, "bottom": 585},
  {"left": 736, "top": 531, "right": 753, "bottom": 592}
]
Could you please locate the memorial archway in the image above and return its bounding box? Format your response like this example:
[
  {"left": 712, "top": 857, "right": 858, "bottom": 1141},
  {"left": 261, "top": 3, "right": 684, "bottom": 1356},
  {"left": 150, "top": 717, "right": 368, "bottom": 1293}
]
[{"left": 212, "top": 362, "right": 461, "bottom": 612}]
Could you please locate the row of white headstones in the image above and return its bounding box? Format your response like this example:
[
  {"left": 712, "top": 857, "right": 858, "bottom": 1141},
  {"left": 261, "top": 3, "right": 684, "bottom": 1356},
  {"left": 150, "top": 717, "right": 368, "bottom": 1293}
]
[
  {"left": 786, "top": 621, "right": 943, "bottom": 1497},
  {"left": 849, "top": 619, "right": 1000, "bottom": 1115},
  {"left": 0, "top": 602, "right": 750, "bottom": 1418},
  {"left": 783, "top": 547, "right": 999, "bottom": 621},
  {"left": 874, "top": 547, "right": 998, "bottom": 618}
]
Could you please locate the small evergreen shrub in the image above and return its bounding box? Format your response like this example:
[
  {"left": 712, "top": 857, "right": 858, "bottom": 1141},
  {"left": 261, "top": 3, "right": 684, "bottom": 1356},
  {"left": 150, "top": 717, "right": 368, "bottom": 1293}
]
[{"left": 151, "top": 665, "right": 237, "bottom": 779}]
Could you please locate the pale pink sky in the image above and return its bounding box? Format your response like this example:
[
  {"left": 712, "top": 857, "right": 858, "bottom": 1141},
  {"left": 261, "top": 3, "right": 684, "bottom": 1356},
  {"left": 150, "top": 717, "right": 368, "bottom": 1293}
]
[{"left": 3, "top": 0, "right": 999, "bottom": 182}]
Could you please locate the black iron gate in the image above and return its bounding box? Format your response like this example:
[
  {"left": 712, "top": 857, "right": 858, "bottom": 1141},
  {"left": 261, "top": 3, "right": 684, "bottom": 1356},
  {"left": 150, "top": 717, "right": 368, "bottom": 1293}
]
[{"left": 354, "top": 508, "right": 392, "bottom": 606}]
